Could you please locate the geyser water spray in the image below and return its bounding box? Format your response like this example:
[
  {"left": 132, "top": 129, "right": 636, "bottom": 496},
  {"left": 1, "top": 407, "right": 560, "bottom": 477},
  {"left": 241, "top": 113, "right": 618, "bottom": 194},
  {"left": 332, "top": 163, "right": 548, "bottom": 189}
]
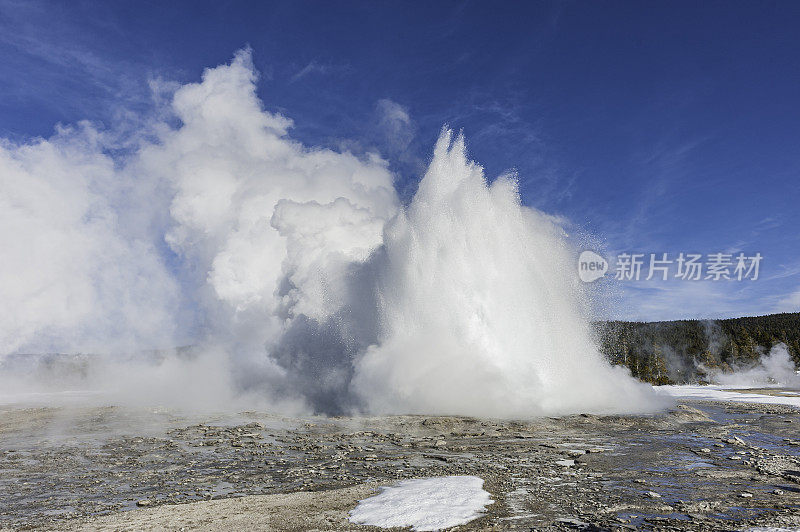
[
  {"left": 353, "top": 130, "right": 664, "bottom": 416},
  {"left": 0, "top": 51, "right": 665, "bottom": 417}
]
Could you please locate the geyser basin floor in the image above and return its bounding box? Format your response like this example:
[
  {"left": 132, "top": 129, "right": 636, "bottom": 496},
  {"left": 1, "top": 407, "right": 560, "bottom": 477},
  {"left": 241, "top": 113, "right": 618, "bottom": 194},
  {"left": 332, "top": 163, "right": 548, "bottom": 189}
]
[{"left": 2, "top": 400, "right": 800, "bottom": 531}]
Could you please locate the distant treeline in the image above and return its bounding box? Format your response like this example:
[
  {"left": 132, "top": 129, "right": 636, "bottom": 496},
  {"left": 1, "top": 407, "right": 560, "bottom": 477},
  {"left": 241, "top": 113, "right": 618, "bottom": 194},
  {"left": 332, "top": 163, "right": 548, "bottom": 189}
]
[{"left": 594, "top": 312, "right": 800, "bottom": 385}]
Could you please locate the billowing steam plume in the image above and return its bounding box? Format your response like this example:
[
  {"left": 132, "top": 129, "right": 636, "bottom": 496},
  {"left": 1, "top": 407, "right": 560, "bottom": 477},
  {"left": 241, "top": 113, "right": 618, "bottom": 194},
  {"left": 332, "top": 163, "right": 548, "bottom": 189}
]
[
  {"left": 703, "top": 343, "right": 800, "bottom": 388},
  {"left": 0, "top": 50, "right": 664, "bottom": 417}
]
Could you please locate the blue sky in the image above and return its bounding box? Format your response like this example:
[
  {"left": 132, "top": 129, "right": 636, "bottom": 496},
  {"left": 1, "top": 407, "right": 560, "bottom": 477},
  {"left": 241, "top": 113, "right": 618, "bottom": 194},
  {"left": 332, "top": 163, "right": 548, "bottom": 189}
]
[{"left": 1, "top": 0, "right": 799, "bottom": 321}]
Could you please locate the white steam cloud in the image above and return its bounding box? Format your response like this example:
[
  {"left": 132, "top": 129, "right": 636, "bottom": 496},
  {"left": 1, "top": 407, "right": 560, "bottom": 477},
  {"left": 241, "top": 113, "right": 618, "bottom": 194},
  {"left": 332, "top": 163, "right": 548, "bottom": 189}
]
[
  {"left": 0, "top": 50, "right": 664, "bottom": 417},
  {"left": 704, "top": 343, "right": 800, "bottom": 388},
  {"left": 0, "top": 123, "right": 179, "bottom": 355}
]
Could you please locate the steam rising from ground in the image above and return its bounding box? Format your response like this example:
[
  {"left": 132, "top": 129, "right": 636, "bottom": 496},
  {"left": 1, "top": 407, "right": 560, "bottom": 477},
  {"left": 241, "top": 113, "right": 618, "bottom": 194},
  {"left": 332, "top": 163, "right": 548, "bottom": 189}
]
[
  {"left": 0, "top": 50, "right": 663, "bottom": 417},
  {"left": 702, "top": 344, "right": 800, "bottom": 388}
]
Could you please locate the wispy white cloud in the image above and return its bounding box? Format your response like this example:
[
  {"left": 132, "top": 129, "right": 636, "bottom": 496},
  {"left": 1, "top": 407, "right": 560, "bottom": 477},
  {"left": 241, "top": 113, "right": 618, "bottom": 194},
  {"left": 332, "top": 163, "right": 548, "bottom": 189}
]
[
  {"left": 764, "top": 260, "right": 800, "bottom": 281},
  {"left": 609, "top": 137, "right": 707, "bottom": 250},
  {"left": 773, "top": 288, "right": 800, "bottom": 313},
  {"left": 375, "top": 98, "right": 414, "bottom": 153},
  {"left": 289, "top": 60, "right": 334, "bottom": 83},
  {"left": 436, "top": 90, "right": 571, "bottom": 208},
  {"left": 0, "top": 0, "right": 161, "bottom": 124},
  {"left": 604, "top": 274, "right": 779, "bottom": 322}
]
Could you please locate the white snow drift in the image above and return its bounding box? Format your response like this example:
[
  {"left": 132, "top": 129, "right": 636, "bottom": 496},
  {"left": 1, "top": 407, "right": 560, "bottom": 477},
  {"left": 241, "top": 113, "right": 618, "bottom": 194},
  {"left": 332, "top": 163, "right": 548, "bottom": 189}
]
[{"left": 349, "top": 476, "right": 493, "bottom": 531}]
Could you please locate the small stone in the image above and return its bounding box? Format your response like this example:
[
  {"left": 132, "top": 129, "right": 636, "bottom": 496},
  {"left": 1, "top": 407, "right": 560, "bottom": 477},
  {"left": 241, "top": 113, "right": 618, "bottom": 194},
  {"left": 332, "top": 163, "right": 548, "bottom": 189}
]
[
  {"left": 136, "top": 499, "right": 152, "bottom": 507},
  {"left": 699, "top": 448, "right": 711, "bottom": 453},
  {"left": 729, "top": 455, "right": 743, "bottom": 460},
  {"left": 434, "top": 439, "right": 446, "bottom": 448},
  {"left": 646, "top": 491, "right": 661, "bottom": 498},
  {"left": 556, "top": 517, "right": 589, "bottom": 528},
  {"left": 739, "top": 492, "right": 753, "bottom": 498},
  {"left": 556, "top": 459, "right": 575, "bottom": 467},
  {"left": 774, "top": 489, "right": 785, "bottom": 495}
]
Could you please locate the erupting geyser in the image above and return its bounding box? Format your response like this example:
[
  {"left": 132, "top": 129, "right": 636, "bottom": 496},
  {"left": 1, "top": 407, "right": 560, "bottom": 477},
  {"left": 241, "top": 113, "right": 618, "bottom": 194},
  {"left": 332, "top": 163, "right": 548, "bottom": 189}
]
[
  {"left": 0, "top": 50, "right": 664, "bottom": 417},
  {"left": 352, "top": 131, "right": 663, "bottom": 417}
]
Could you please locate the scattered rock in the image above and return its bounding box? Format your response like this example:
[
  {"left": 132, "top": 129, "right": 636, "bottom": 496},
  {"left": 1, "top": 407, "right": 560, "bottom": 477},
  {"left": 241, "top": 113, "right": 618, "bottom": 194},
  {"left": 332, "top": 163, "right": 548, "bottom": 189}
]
[
  {"left": 555, "top": 517, "right": 590, "bottom": 528},
  {"left": 724, "top": 436, "right": 747, "bottom": 446},
  {"left": 672, "top": 405, "right": 715, "bottom": 422},
  {"left": 3, "top": 400, "right": 799, "bottom": 531}
]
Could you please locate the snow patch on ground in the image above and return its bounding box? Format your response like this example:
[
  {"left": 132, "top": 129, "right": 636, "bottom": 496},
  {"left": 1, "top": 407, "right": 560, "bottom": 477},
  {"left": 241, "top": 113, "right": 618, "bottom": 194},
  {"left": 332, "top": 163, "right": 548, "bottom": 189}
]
[
  {"left": 349, "top": 475, "right": 493, "bottom": 531},
  {"left": 657, "top": 385, "right": 800, "bottom": 407}
]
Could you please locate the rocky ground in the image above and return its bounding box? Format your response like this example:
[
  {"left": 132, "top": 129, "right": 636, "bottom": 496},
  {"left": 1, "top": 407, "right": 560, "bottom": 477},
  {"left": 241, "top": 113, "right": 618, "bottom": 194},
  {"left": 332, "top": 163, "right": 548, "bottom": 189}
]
[{"left": 1, "top": 398, "right": 799, "bottom": 531}]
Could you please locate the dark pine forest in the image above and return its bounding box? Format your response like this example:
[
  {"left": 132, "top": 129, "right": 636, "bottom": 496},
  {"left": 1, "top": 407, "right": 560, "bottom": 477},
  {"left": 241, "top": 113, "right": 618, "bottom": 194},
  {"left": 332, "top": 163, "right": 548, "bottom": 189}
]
[{"left": 595, "top": 312, "right": 800, "bottom": 385}]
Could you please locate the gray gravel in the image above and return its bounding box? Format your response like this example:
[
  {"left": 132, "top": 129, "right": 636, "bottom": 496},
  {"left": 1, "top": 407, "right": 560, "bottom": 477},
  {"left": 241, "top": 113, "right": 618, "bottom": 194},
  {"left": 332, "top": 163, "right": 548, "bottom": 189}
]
[{"left": 1, "top": 399, "right": 800, "bottom": 530}]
